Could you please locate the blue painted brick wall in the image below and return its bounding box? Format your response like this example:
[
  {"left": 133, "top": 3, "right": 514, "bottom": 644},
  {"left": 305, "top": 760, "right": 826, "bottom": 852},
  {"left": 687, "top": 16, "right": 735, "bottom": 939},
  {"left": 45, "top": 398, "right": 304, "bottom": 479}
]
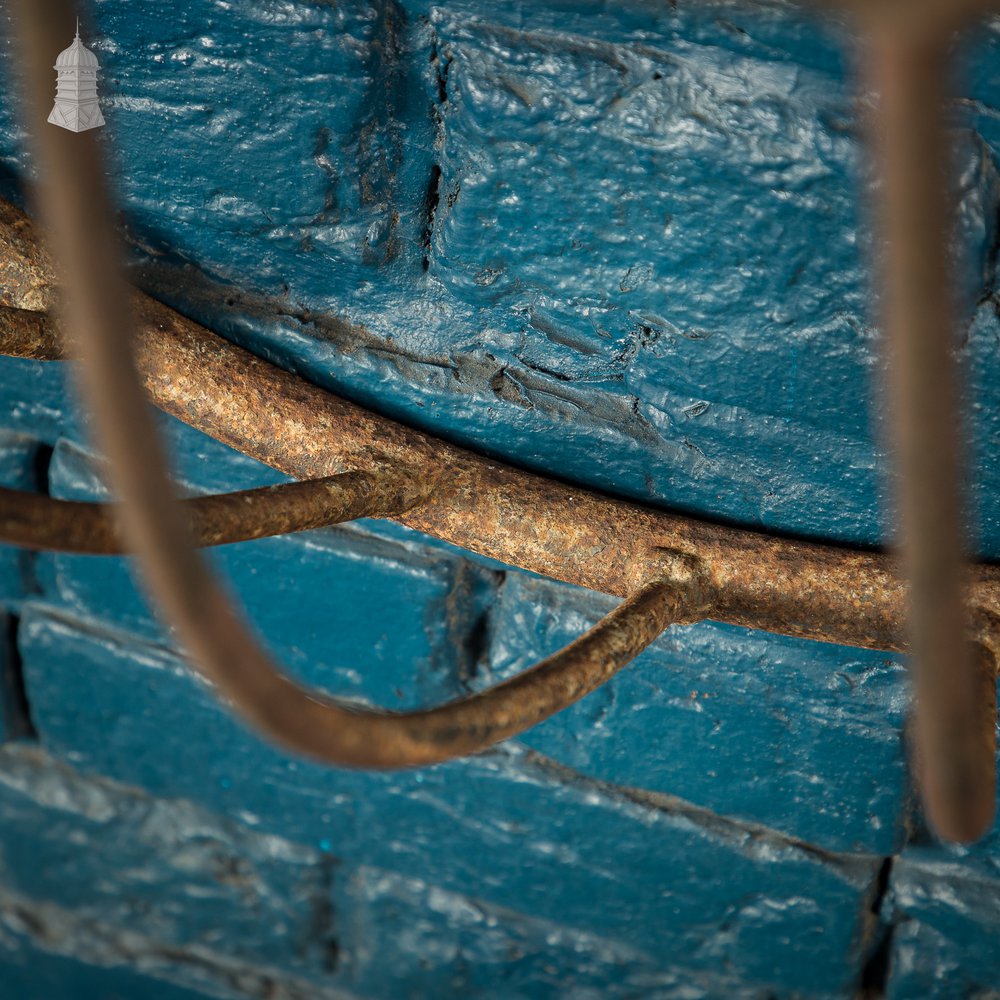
[
  {"left": 1, "top": 0, "right": 1000, "bottom": 997},
  {"left": 484, "top": 572, "right": 911, "bottom": 855},
  {"left": 16, "top": 604, "right": 875, "bottom": 995}
]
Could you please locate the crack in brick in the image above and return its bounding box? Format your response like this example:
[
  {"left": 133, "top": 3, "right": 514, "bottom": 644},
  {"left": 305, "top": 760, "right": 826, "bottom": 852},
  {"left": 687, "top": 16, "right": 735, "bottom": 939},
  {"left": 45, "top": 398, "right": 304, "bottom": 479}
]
[
  {"left": 421, "top": 28, "right": 451, "bottom": 272},
  {"left": 1, "top": 615, "right": 38, "bottom": 742},
  {"left": 857, "top": 856, "right": 896, "bottom": 998}
]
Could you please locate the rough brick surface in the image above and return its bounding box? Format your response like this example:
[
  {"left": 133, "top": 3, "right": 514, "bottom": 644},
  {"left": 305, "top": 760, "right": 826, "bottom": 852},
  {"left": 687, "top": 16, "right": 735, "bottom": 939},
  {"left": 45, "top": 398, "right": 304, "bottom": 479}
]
[
  {"left": 38, "top": 436, "right": 497, "bottom": 709},
  {"left": 18, "top": 604, "right": 880, "bottom": 997},
  {"left": 0, "top": 430, "right": 47, "bottom": 610},
  {"left": 0, "top": 430, "right": 48, "bottom": 742},
  {"left": 883, "top": 832, "right": 1000, "bottom": 997},
  {"left": 0, "top": 747, "right": 351, "bottom": 1000}
]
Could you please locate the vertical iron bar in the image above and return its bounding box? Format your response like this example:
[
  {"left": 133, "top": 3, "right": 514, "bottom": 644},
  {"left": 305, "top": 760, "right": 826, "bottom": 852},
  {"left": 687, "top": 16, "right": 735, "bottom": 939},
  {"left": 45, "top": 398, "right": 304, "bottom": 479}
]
[{"left": 868, "top": 22, "right": 995, "bottom": 842}]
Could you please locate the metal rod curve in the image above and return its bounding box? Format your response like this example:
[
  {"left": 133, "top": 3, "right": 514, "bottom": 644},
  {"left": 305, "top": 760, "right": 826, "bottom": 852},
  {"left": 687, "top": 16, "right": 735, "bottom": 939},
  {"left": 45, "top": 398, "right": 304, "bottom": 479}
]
[
  {"left": 7, "top": 0, "right": 1000, "bottom": 824},
  {"left": 0, "top": 300, "right": 699, "bottom": 769},
  {"left": 188, "top": 576, "right": 697, "bottom": 769},
  {"left": 0, "top": 471, "right": 413, "bottom": 554}
]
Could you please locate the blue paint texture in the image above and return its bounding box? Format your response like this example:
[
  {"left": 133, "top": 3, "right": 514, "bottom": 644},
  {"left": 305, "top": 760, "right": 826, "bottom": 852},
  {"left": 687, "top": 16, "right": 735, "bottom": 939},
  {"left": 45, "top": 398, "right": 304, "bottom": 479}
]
[
  {"left": 486, "top": 573, "right": 910, "bottom": 854},
  {"left": 14, "top": 611, "right": 878, "bottom": 997},
  {"left": 0, "top": 0, "right": 1000, "bottom": 995}
]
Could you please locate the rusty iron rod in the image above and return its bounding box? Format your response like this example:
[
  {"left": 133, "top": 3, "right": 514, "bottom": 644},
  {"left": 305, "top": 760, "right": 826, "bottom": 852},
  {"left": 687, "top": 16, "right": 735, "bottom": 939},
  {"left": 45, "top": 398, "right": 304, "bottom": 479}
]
[
  {"left": 0, "top": 320, "right": 705, "bottom": 764},
  {"left": 173, "top": 575, "right": 704, "bottom": 769},
  {"left": 3, "top": 213, "right": 998, "bottom": 789},
  {"left": 4, "top": 200, "right": 1000, "bottom": 659},
  {"left": 0, "top": 471, "right": 417, "bottom": 554},
  {"left": 9, "top": 0, "right": 709, "bottom": 771},
  {"left": 0, "top": 303, "right": 60, "bottom": 359},
  {"left": 4, "top": 201, "right": 1000, "bottom": 654}
]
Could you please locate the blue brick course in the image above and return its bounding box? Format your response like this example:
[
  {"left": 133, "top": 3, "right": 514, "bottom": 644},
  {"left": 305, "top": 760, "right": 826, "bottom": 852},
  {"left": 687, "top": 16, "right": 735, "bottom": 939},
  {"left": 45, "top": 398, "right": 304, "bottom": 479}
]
[
  {"left": 17, "top": 605, "right": 879, "bottom": 997},
  {"left": 36, "top": 435, "right": 911, "bottom": 855},
  {"left": 0, "top": 741, "right": 877, "bottom": 999},
  {"left": 0, "top": 946, "right": 228, "bottom": 1000},
  {"left": 8, "top": 0, "right": 997, "bottom": 553},
  {"left": 885, "top": 861, "right": 1000, "bottom": 998},
  {"left": 0, "top": 429, "right": 48, "bottom": 611},
  {"left": 882, "top": 824, "right": 1000, "bottom": 997}
]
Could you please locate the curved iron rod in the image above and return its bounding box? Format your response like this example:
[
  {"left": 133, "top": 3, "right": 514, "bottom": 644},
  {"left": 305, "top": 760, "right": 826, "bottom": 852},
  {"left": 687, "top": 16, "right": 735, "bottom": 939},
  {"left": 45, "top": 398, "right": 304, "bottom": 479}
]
[
  {"left": 0, "top": 310, "right": 704, "bottom": 767},
  {"left": 7, "top": 0, "right": 1000, "bottom": 815},
  {"left": 0, "top": 471, "right": 413, "bottom": 554},
  {"left": 165, "top": 575, "right": 698, "bottom": 769}
]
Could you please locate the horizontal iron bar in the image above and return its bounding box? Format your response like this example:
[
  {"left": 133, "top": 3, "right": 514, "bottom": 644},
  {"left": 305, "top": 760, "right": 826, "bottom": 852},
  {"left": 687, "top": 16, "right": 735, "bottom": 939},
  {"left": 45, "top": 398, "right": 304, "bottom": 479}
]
[
  {"left": 2, "top": 197, "right": 1000, "bottom": 656},
  {"left": 0, "top": 471, "right": 419, "bottom": 554}
]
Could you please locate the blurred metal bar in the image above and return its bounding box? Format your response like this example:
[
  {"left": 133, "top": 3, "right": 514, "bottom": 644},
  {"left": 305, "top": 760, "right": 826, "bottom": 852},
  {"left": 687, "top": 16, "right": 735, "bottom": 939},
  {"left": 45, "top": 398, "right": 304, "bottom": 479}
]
[
  {"left": 9, "top": 0, "right": 707, "bottom": 772},
  {"left": 0, "top": 471, "right": 418, "bottom": 553},
  {"left": 856, "top": 2, "right": 997, "bottom": 842}
]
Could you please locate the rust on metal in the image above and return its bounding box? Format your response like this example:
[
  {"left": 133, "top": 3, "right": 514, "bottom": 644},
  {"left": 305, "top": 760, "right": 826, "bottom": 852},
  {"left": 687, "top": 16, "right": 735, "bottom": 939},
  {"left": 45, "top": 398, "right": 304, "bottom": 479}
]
[
  {"left": 0, "top": 196, "right": 57, "bottom": 314},
  {"left": 2, "top": 194, "right": 1000, "bottom": 658},
  {"left": 0, "top": 471, "right": 422, "bottom": 554},
  {"left": 178, "top": 574, "right": 703, "bottom": 769},
  {"left": 862, "top": 10, "right": 995, "bottom": 842},
  {"left": 6, "top": 0, "right": 712, "bottom": 774},
  {"left": 0, "top": 303, "right": 61, "bottom": 360}
]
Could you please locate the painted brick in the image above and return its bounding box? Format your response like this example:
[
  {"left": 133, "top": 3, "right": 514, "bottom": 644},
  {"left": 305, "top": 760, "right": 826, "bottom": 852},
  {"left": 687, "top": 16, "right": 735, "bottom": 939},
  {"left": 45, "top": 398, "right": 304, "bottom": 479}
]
[
  {"left": 0, "top": 430, "right": 47, "bottom": 743},
  {"left": 87, "top": 0, "right": 416, "bottom": 290},
  {"left": 883, "top": 820, "right": 1000, "bottom": 999},
  {"left": 17, "top": 605, "right": 879, "bottom": 997},
  {"left": 0, "top": 356, "right": 73, "bottom": 448},
  {"left": 0, "top": 609, "right": 16, "bottom": 744},
  {"left": 885, "top": 862, "right": 1000, "bottom": 999},
  {"left": 0, "top": 748, "right": 354, "bottom": 1000},
  {"left": 0, "top": 748, "right": 331, "bottom": 979},
  {"left": 6, "top": 2, "right": 997, "bottom": 557},
  {"left": 485, "top": 573, "right": 911, "bottom": 855},
  {"left": 0, "top": 742, "right": 847, "bottom": 1000},
  {"left": 334, "top": 866, "right": 757, "bottom": 999},
  {"left": 36, "top": 435, "right": 911, "bottom": 856},
  {"left": 5, "top": 2, "right": 994, "bottom": 555},
  {"left": 0, "top": 0, "right": 999, "bottom": 994},
  {"left": 0, "top": 943, "right": 230, "bottom": 1000},
  {"left": 424, "top": 4, "right": 1000, "bottom": 553}
]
